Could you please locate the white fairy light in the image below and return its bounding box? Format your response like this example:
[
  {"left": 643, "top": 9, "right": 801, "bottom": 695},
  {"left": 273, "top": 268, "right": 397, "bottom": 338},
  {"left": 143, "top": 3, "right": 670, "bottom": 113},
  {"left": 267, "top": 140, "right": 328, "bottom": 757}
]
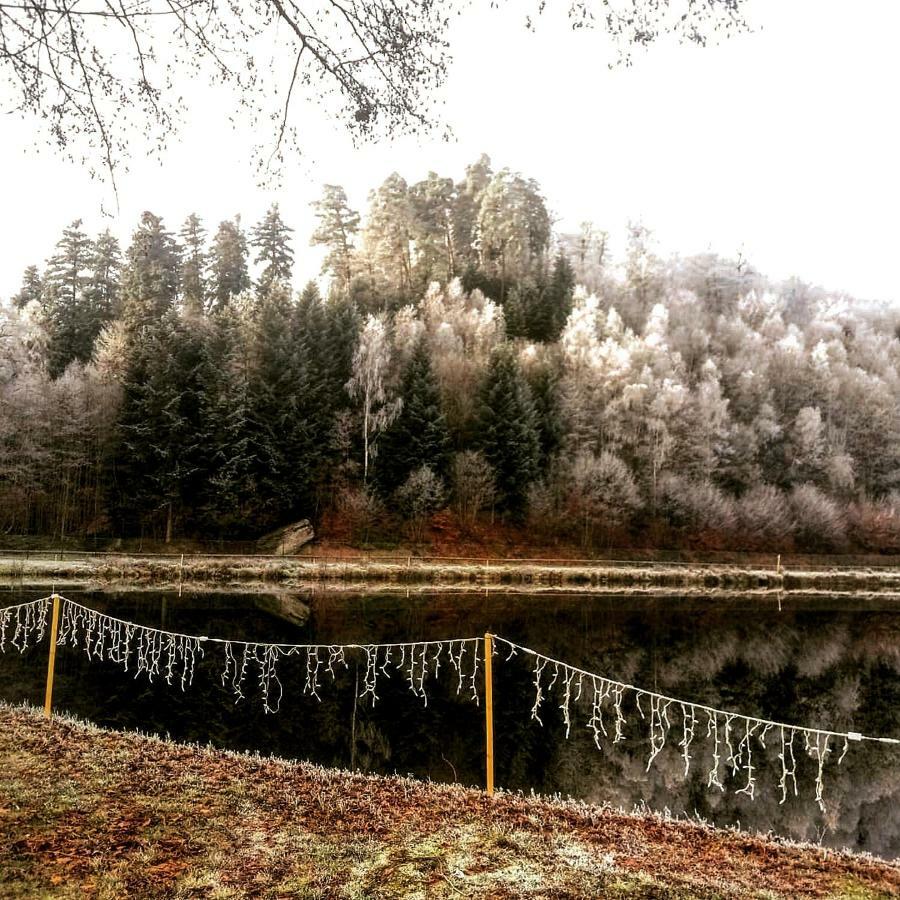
[
  {"left": 57, "top": 599, "right": 204, "bottom": 690},
  {"left": 492, "top": 636, "right": 899, "bottom": 813},
  {"left": 4, "top": 596, "right": 895, "bottom": 815},
  {"left": 0, "top": 596, "right": 51, "bottom": 653}
]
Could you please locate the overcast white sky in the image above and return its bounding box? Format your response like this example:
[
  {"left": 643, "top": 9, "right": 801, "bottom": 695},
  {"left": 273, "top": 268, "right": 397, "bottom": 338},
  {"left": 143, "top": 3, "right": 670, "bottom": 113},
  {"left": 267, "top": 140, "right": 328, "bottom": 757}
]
[{"left": 1, "top": 0, "right": 898, "bottom": 303}]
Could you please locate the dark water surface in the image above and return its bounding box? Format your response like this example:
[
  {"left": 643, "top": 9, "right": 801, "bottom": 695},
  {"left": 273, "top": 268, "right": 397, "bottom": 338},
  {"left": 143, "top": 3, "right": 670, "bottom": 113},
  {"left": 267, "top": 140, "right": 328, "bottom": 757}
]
[{"left": 1, "top": 587, "right": 898, "bottom": 858}]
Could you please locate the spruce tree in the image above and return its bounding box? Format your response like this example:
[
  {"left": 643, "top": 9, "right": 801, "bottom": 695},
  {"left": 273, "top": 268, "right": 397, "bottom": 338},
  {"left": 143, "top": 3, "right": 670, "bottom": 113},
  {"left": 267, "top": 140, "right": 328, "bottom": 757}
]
[
  {"left": 43, "top": 220, "right": 94, "bottom": 377},
  {"left": 200, "top": 305, "right": 258, "bottom": 533},
  {"left": 122, "top": 212, "right": 180, "bottom": 331},
  {"left": 179, "top": 214, "right": 208, "bottom": 315},
  {"left": 87, "top": 230, "right": 122, "bottom": 324},
  {"left": 114, "top": 309, "right": 210, "bottom": 540},
  {"left": 13, "top": 265, "right": 43, "bottom": 309},
  {"left": 251, "top": 203, "right": 294, "bottom": 291},
  {"left": 476, "top": 346, "right": 540, "bottom": 518},
  {"left": 209, "top": 216, "right": 251, "bottom": 310},
  {"left": 377, "top": 340, "right": 450, "bottom": 495},
  {"left": 545, "top": 251, "right": 575, "bottom": 341}
]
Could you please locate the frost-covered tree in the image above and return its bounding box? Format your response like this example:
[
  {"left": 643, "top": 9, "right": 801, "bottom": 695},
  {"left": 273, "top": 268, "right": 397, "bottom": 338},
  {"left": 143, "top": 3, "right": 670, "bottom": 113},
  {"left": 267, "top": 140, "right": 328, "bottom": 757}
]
[
  {"left": 311, "top": 184, "right": 360, "bottom": 290},
  {"left": 566, "top": 450, "right": 642, "bottom": 547},
  {"left": 252, "top": 203, "right": 294, "bottom": 292},
  {"left": 209, "top": 217, "right": 251, "bottom": 310},
  {"left": 346, "top": 313, "right": 400, "bottom": 483},
  {"left": 179, "top": 214, "right": 208, "bottom": 315}
]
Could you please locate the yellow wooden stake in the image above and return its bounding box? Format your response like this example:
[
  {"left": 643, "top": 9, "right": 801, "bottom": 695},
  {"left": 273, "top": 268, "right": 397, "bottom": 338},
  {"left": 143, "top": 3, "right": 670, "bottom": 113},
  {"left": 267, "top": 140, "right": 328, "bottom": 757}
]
[
  {"left": 484, "top": 632, "right": 495, "bottom": 795},
  {"left": 43, "top": 594, "right": 61, "bottom": 719}
]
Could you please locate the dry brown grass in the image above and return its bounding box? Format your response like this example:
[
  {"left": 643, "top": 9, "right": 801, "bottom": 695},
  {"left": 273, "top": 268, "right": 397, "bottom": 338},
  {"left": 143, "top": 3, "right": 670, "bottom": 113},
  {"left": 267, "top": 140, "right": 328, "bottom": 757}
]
[{"left": 1, "top": 703, "right": 898, "bottom": 899}]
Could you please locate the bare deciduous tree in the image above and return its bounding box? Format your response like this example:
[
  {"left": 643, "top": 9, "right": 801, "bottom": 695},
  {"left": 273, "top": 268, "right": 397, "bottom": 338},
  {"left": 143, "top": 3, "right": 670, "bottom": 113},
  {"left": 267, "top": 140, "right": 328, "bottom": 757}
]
[{"left": 0, "top": 2, "right": 751, "bottom": 187}]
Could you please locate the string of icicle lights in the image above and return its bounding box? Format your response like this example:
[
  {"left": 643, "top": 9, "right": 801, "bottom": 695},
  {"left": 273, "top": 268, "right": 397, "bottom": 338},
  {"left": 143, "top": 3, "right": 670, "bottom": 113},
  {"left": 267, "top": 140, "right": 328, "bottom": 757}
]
[
  {"left": 491, "top": 636, "right": 900, "bottom": 813},
  {"left": 8, "top": 596, "right": 482, "bottom": 714},
  {"left": 2, "top": 596, "right": 898, "bottom": 812}
]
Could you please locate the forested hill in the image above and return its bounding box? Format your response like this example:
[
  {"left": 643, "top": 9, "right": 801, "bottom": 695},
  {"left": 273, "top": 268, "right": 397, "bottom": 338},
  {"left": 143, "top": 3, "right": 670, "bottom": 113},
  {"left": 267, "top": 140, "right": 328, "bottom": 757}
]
[{"left": 2, "top": 156, "right": 900, "bottom": 552}]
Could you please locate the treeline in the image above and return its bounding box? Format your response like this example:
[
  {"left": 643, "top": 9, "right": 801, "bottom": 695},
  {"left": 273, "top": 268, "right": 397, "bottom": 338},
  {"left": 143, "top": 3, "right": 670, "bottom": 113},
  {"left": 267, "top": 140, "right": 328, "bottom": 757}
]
[{"left": 2, "top": 155, "right": 900, "bottom": 551}]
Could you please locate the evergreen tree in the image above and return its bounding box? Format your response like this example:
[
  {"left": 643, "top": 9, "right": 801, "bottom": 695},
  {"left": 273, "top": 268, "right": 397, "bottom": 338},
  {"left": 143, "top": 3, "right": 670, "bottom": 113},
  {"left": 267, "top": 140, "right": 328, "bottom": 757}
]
[
  {"left": 87, "top": 230, "right": 123, "bottom": 325},
  {"left": 179, "top": 214, "right": 208, "bottom": 315},
  {"left": 363, "top": 172, "right": 414, "bottom": 300},
  {"left": 476, "top": 346, "right": 540, "bottom": 517},
  {"left": 200, "top": 305, "right": 258, "bottom": 533},
  {"left": 209, "top": 216, "right": 251, "bottom": 309},
  {"left": 452, "top": 154, "right": 492, "bottom": 271},
  {"left": 542, "top": 251, "right": 575, "bottom": 342},
  {"left": 527, "top": 358, "right": 563, "bottom": 466},
  {"left": 42, "top": 220, "right": 94, "bottom": 376},
  {"left": 13, "top": 265, "right": 43, "bottom": 309},
  {"left": 251, "top": 203, "right": 294, "bottom": 291},
  {"left": 310, "top": 184, "right": 360, "bottom": 289},
  {"left": 122, "top": 212, "right": 180, "bottom": 330},
  {"left": 409, "top": 171, "right": 456, "bottom": 284},
  {"left": 247, "top": 284, "right": 315, "bottom": 525},
  {"left": 377, "top": 340, "right": 451, "bottom": 495},
  {"left": 114, "top": 310, "right": 210, "bottom": 541}
]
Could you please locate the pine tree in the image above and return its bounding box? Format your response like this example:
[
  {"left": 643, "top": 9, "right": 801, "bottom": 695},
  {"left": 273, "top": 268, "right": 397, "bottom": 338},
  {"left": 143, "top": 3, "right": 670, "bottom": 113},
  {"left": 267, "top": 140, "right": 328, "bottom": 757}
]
[
  {"left": 13, "top": 265, "right": 43, "bottom": 309},
  {"left": 543, "top": 251, "right": 575, "bottom": 342},
  {"left": 179, "top": 214, "right": 208, "bottom": 315},
  {"left": 452, "top": 154, "right": 493, "bottom": 272},
  {"left": 114, "top": 309, "right": 210, "bottom": 541},
  {"left": 363, "top": 173, "right": 414, "bottom": 300},
  {"left": 409, "top": 172, "right": 456, "bottom": 284},
  {"left": 252, "top": 203, "right": 294, "bottom": 291},
  {"left": 122, "top": 212, "right": 180, "bottom": 331},
  {"left": 42, "top": 220, "right": 94, "bottom": 376},
  {"left": 209, "top": 216, "right": 251, "bottom": 310},
  {"left": 310, "top": 184, "right": 360, "bottom": 289},
  {"left": 87, "top": 230, "right": 122, "bottom": 324},
  {"left": 476, "top": 346, "right": 540, "bottom": 517},
  {"left": 377, "top": 340, "right": 451, "bottom": 495}
]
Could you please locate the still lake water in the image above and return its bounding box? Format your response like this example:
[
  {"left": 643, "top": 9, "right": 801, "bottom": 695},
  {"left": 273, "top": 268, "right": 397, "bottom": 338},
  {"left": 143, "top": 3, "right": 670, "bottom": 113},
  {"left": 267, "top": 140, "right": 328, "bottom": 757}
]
[{"left": 1, "top": 586, "right": 898, "bottom": 857}]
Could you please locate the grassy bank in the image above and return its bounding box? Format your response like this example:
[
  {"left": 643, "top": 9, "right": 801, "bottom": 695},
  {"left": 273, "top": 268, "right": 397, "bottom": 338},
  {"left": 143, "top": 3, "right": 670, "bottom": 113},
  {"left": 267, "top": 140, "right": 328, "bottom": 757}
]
[
  {"left": 3, "top": 551, "right": 900, "bottom": 594},
  {"left": 1, "top": 704, "right": 898, "bottom": 899}
]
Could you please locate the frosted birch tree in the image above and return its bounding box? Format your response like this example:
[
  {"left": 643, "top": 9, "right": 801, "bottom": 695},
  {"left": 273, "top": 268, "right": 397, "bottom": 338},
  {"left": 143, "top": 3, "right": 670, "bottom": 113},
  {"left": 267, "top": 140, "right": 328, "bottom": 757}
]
[{"left": 346, "top": 313, "right": 400, "bottom": 483}]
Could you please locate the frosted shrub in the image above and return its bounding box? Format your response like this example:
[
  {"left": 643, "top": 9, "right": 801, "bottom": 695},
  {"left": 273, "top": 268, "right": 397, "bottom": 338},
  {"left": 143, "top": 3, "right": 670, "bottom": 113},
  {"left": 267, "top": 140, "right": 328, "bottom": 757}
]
[
  {"left": 394, "top": 466, "right": 445, "bottom": 542},
  {"left": 847, "top": 495, "right": 900, "bottom": 551},
  {"left": 337, "top": 486, "right": 383, "bottom": 545},
  {"left": 451, "top": 451, "right": 495, "bottom": 531},
  {"left": 790, "top": 484, "right": 846, "bottom": 550},
  {"left": 566, "top": 450, "right": 642, "bottom": 548},
  {"left": 737, "top": 485, "right": 794, "bottom": 549},
  {"left": 658, "top": 476, "right": 737, "bottom": 544}
]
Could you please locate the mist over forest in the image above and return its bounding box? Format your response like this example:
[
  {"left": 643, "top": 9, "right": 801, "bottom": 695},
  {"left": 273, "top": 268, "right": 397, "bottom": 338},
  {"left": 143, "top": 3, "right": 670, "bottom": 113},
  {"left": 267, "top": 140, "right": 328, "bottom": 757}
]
[{"left": 3, "top": 155, "right": 900, "bottom": 552}]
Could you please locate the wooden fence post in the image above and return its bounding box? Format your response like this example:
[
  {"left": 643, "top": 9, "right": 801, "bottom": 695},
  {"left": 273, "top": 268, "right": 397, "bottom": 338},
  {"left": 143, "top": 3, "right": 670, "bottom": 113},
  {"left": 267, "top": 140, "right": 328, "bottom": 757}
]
[
  {"left": 43, "top": 594, "right": 61, "bottom": 719},
  {"left": 484, "top": 632, "right": 495, "bottom": 795}
]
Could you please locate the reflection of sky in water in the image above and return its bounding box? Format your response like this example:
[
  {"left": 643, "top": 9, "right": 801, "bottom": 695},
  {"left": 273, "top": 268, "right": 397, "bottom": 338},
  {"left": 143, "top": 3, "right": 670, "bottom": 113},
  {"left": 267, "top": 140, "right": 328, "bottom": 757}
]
[{"left": 1, "top": 589, "right": 898, "bottom": 858}]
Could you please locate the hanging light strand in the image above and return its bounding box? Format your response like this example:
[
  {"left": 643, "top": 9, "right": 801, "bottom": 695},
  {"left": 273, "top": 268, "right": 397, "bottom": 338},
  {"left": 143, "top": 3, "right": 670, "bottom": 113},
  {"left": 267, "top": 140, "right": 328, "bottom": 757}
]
[
  {"left": 55, "top": 597, "right": 482, "bottom": 713},
  {"left": 0, "top": 596, "right": 52, "bottom": 653},
  {"left": 492, "top": 635, "right": 900, "bottom": 813}
]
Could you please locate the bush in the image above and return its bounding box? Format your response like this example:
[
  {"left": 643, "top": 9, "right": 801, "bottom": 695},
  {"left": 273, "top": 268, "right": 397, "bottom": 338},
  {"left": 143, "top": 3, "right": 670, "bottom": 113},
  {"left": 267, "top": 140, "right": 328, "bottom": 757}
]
[
  {"left": 736, "top": 485, "right": 794, "bottom": 549},
  {"left": 394, "top": 466, "right": 445, "bottom": 542},
  {"left": 790, "top": 483, "right": 846, "bottom": 550}
]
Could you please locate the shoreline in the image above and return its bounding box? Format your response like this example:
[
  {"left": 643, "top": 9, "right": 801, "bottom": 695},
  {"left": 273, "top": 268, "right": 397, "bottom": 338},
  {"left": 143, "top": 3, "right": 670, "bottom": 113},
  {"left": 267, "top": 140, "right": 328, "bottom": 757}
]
[{"left": 3, "top": 551, "right": 900, "bottom": 594}]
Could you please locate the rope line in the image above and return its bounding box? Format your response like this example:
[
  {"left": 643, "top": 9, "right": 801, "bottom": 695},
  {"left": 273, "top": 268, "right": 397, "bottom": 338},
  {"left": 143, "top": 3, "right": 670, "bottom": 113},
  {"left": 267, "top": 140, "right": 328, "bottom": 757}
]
[
  {"left": 490, "top": 635, "right": 900, "bottom": 747},
  {"left": 1, "top": 596, "right": 898, "bottom": 752}
]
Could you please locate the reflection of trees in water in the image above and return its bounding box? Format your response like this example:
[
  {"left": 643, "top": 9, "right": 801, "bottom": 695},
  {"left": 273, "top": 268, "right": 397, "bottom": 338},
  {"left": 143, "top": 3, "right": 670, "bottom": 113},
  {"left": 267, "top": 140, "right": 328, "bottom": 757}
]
[
  {"left": 0, "top": 591, "right": 898, "bottom": 857},
  {"left": 498, "top": 609, "right": 900, "bottom": 858}
]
